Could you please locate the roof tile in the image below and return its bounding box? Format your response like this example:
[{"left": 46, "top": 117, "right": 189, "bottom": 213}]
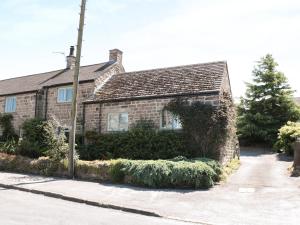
[{"left": 94, "top": 61, "right": 226, "bottom": 101}]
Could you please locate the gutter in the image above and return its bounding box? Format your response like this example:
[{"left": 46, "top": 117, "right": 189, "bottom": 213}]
[
  {"left": 83, "top": 90, "right": 220, "bottom": 105},
  {"left": 0, "top": 90, "right": 37, "bottom": 97}
]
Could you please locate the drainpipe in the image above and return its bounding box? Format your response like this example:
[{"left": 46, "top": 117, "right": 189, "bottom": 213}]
[
  {"left": 82, "top": 102, "right": 86, "bottom": 144},
  {"left": 34, "top": 91, "right": 38, "bottom": 118},
  {"left": 98, "top": 103, "right": 102, "bottom": 133},
  {"left": 44, "top": 88, "right": 48, "bottom": 120}
]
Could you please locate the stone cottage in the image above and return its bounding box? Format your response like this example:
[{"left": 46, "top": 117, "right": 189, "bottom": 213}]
[
  {"left": 0, "top": 47, "right": 124, "bottom": 134},
  {"left": 0, "top": 47, "right": 238, "bottom": 163}
]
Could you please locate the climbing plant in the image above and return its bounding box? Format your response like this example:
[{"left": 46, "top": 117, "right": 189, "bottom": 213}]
[{"left": 165, "top": 92, "right": 236, "bottom": 159}]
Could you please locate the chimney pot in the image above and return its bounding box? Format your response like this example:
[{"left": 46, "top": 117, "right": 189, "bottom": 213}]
[
  {"left": 66, "top": 46, "right": 76, "bottom": 69},
  {"left": 69, "top": 46, "right": 75, "bottom": 56}
]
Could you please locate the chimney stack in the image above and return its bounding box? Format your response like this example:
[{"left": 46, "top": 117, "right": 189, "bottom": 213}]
[
  {"left": 109, "top": 49, "right": 123, "bottom": 64},
  {"left": 66, "top": 46, "right": 76, "bottom": 69}
]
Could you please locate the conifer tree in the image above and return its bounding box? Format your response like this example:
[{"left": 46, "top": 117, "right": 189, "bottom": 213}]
[{"left": 237, "top": 54, "right": 300, "bottom": 145}]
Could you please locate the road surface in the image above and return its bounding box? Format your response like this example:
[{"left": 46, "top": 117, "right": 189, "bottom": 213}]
[{"left": 0, "top": 188, "right": 197, "bottom": 225}]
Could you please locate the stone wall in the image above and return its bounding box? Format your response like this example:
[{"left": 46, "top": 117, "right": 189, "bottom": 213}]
[
  {"left": 0, "top": 92, "right": 36, "bottom": 134},
  {"left": 84, "top": 103, "right": 101, "bottom": 133},
  {"left": 46, "top": 82, "right": 95, "bottom": 132},
  {"left": 84, "top": 95, "right": 220, "bottom": 133},
  {"left": 94, "top": 64, "right": 125, "bottom": 93}
]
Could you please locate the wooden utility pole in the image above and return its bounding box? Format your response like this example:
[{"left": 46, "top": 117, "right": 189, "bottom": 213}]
[{"left": 68, "top": 0, "right": 87, "bottom": 178}]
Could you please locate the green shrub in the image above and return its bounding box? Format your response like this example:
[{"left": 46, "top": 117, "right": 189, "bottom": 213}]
[
  {"left": 109, "top": 158, "right": 220, "bottom": 189},
  {"left": 0, "top": 139, "right": 18, "bottom": 154},
  {"left": 0, "top": 113, "right": 18, "bottom": 142},
  {"left": 275, "top": 121, "right": 300, "bottom": 155},
  {"left": 79, "top": 120, "right": 190, "bottom": 160},
  {"left": 0, "top": 152, "right": 221, "bottom": 189},
  {"left": 18, "top": 119, "right": 68, "bottom": 160},
  {"left": 109, "top": 160, "right": 127, "bottom": 183}
]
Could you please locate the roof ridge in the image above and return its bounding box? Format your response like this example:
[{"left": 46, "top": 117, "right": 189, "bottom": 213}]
[
  {"left": 0, "top": 62, "right": 109, "bottom": 83},
  {"left": 0, "top": 69, "right": 63, "bottom": 82},
  {"left": 117, "top": 60, "right": 227, "bottom": 76}
]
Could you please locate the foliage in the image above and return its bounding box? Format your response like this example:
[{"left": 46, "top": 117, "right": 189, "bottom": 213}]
[
  {"left": 18, "top": 119, "right": 68, "bottom": 160},
  {"left": 237, "top": 54, "right": 300, "bottom": 146},
  {"left": 0, "top": 139, "right": 18, "bottom": 154},
  {"left": 165, "top": 93, "right": 235, "bottom": 159},
  {"left": 0, "top": 153, "right": 222, "bottom": 189},
  {"left": 274, "top": 121, "right": 300, "bottom": 155},
  {"left": 0, "top": 113, "right": 18, "bottom": 142},
  {"left": 109, "top": 158, "right": 221, "bottom": 189},
  {"left": 78, "top": 120, "right": 189, "bottom": 160}
]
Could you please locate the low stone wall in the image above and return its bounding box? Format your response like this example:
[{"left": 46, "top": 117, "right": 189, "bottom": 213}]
[{"left": 0, "top": 153, "right": 111, "bottom": 182}]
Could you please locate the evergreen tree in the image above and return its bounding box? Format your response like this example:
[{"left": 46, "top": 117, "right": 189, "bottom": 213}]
[{"left": 237, "top": 54, "right": 300, "bottom": 145}]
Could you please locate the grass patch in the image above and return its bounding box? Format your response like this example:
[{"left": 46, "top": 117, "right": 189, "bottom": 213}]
[{"left": 220, "top": 157, "right": 240, "bottom": 181}]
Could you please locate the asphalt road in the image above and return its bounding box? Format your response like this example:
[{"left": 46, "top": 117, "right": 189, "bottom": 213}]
[
  {"left": 0, "top": 188, "right": 196, "bottom": 225},
  {"left": 0, "top": 149, "right": 299, "bottom": 225}
]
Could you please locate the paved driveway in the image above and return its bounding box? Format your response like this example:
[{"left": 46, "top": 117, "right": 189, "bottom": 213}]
[
  {"left": 0, "top": 148, "right": 299, "bottom": 225},
  {"left": 146, "top": 148, "right": 300, "bottom": 225}
]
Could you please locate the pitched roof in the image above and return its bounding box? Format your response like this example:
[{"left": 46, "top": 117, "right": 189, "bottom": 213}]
[
  {"left": 41, "top": 61, "right": 114, "bottom": 87},
  {"left": 0, "top": 70, "right": 59, "bottom": 96},
  {"left": 0, "top": 61, "right": 115, "bottom": 96},
  {"left": 93, "top": 61, "right": 227, "bottom": 102}
]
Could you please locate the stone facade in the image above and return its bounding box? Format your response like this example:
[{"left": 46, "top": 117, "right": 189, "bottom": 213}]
[
  {"left": 0, "top": 93, "right": 36, "bottom": 133},
  {"left": 0, "top": 54, "right": 238, "bottom": 164},
  {"left": 45, "top": 82, "right": 95, "bottom": 133},
  {"left": 84, "top": 95, "right": 220, "bottom": 133},
  {"left": 83, "top": 93, "right": 239, "bottom": 164}
]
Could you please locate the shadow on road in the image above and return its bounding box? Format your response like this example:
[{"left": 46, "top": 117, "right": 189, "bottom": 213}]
[
  {"left": 276, "top": 153, "right": 293, "bottom": 162},
  {"left": 240, "top": 146, "right": 274, "bottom": 157},
  {"left": 97, "top": 182, "right": 209, "bottom": 194}
]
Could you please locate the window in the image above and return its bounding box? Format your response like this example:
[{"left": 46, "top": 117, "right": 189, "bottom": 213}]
[
  {"left": 108, "top": 112, "right": 128, "bottom": 131},
  {"left": 57, "top": 87, "right": 73, "bottom": 103},
  {"left": 161, "top": 110, "right": 182, "bottom": 130},
  {"left": 5, "top": 96, "right": 16, "bottom": 113}
]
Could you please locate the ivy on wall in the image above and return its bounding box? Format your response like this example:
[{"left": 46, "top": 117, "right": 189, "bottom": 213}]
[{"left": 165, "top": 92, "right": 236, "bottom": 159}]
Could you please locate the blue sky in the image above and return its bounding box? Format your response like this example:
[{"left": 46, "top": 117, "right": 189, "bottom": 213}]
[{"left": 0, "top": 0, "right": 300, "bottom": 98}]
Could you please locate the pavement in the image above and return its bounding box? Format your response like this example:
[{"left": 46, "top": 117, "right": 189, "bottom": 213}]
[{"left": 0, "top": 148, "right": 299, "bottom": 225}]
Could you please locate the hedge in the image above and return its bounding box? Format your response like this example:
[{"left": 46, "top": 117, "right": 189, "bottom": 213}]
[
  {"left": 0, "top": 153, "right": 222, "bottom": 189},
  {"left": 110, "top": 158, "right": 221, "bottom": 189},
  {"left": 78, "top": 129, "right": 191, "bottom": 160}
]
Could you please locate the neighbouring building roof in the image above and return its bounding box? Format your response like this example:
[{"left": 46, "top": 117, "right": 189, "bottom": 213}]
[
  {"left": 93, "top": 61, "right": 227, "bottom": 102},
  {"left": 0, "top": 61, "right": 115, "bottom": 96}
]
